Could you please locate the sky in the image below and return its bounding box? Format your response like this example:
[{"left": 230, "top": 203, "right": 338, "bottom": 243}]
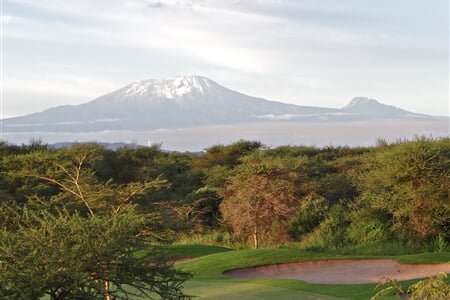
[{"left": 2, "top": 0, "right": 449, "bottom": 119}]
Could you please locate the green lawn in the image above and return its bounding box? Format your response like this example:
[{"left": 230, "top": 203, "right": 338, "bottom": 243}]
[
  {"left": 182, "top": 279, "right": 349, "bottom": 300},
  {"left": 165, "top": 244, "right": 233, "bottom": 259},
  {"left": 174, "top": 246, "right": 450, "bottom": 300}
]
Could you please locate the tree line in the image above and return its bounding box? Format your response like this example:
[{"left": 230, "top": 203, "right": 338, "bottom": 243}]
[{"left": 0, "top": 137, "right": 449, "bottom": 298}]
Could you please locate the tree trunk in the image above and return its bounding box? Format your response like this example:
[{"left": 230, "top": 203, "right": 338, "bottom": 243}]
[
  {"left": 104, "top": 281, "right": 112, "bottom": 300},
  {"left": 253, "top": 227, "right": 258, "bottom": 249}
]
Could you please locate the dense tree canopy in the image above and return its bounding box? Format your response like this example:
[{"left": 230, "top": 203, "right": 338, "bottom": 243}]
[
  {"left": 0, "top": 205, "right": 190, "bottom": 300},
  {"left": 0, "top": 137, "right": 448, "bottom": 259},
  {"left": 358, "top": 138, "right": 450, "bottom": 243},
  {"left": 0, "top": 145, "right": 192, "bottom": 299}
]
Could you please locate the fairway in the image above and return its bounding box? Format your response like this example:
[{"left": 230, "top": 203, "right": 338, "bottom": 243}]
[
  {"left": 183, "top": 280, "right": 348, "bottom": 300},
  {"left": 176, "top": 247, "right": 450, "bottom": 300}
]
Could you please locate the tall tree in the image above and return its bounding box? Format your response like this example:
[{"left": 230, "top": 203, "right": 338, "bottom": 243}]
[
  {"left": 0, "top": 145, "right": 191, "bottom": 299},
  {"left": 219, "top": 153, "right": 301, "bottom": 248},
  {"left": 358, "top": 138, "right": 450, "bottom": 243},
  {"left": 0, "top": 205, "right": 191, "bottom": 300}
]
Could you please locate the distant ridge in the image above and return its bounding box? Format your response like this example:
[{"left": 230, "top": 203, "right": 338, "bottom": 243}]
[
  {"left": 2, "top": 75, "right": 436, "bottom": 133},
  {"left": 341, "top": 97, "right": 429, "bottom": 118}
]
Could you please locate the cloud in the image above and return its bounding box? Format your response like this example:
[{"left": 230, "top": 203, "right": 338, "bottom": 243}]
[
  {"left": 5, "top": 0, "right": 444, "bottom": 84},
  {"left": 146, "top": 0, "right": 202, "bottom": 8},
  {"left": 147, "top": 2, "right": 164, "bottom": 8},
  {"left": 4, "top": 0, "right": 448, "bottom": 117},
  {"left": 5, "top": 74, "right": 118, "bottom": 99}
]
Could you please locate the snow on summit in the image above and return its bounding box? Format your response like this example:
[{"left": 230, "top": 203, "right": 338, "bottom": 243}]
[
  {"left": 3, "top": 74, "right": 436, "bottom": 139},
  {"left": 125, "top": 75, "right": 214, "bottom": 99}
]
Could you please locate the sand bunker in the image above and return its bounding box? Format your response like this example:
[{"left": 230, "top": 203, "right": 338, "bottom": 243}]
[{"left": 224, "top": 259, "right": 450, "bottom": 284}]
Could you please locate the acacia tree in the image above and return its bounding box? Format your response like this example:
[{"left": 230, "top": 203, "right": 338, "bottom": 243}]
[
  {"left": 0, "top": 205, "right": 190, "bottom": 300},
  {"left": 219, "top": 154, "right": 301, "bottom": 248},
  {"left": 358, "top": 138, "right": 450, "bottom": 244},
  {"left": 0, "top": 145, "right": 191, "bottom": 299}
]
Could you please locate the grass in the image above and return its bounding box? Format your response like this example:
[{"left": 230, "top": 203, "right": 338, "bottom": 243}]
[
  {"left": 394, "top": 252, "right": 450, "bottom": 264},
  {"left": 174, "top": 246, "right": 450, "bottom": 300},
  {"left": 182, "top": 279, "right": 348, "bottom": 300},
  {"left": 134, "top": 243, "right": 232, "bottom": 260},
  {"left": 164, "top": 244, "right": 233, "bottom": 259},
  {"left": 177, "top": 248, "right": 348, "bottom": 280},
  {"left": 40, "top": 245, "right": 449, "bottom": 299}
]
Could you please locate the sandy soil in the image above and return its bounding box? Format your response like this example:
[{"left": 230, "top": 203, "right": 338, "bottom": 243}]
[{"left": 224, "top": 259, "right": 450, "bottom": 284}]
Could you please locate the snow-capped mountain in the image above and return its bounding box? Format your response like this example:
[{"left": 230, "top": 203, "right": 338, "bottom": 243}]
[
  {"left": 123, "top": 75, "right": 217, "bottom": 100},
  {"left": 2, "top": 75, "right": 434, "bottom": 133}
]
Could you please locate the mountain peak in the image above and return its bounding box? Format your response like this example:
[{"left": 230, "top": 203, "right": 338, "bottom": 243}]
[
  {"left": 341, "top": 97, "right": 425, "bottom": 118},
  {"left": 4, "top": 76, "right": 434, "bottom": 137},
  {"left": 124, "top": 75, "right": 217, "bottom": 99},
  {"left": 343, "top": 97, "right": 380, "bottom": 109}
]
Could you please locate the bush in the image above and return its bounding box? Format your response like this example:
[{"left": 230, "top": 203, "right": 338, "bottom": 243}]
[
  {"left": 288, "top": 196, "right": 328, "bottom": 240},
  {"left": 347, "top": 208, "right": 392, "bottom": 245},
  {"left": 372, "top": 273, "right": 450, "bottom": 300},
  {"left": 296, "top": 204, "right": 351, "bottom": 250}
]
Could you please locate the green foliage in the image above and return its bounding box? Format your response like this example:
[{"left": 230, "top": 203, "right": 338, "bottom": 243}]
[
  {"left": 201, "top": 165, "right": 232, "bottom": 188},
  {"left": 317, "top": 173, "right": 357, "bottom": 204},
  {"left": 433, "top": 234, "right": 449, "bottom": 253},
  {"left": 2, "top": 145, "right": 167, "bottom": 216},
  {"left": 327, "top": 241, "right": 420, "bottom": 257},
  {"left": 174, "top": 231, "right": 246, "bottom": 249},
  {"left": 408, "top": 272, "right": 450, "bottom": 299},
  {"left": 288, "top": 195, "right": 329, "bottom": 240},
  {"left": 194, "top": 140, "right": 262, "bottom": 194},
  {"left": 200, "top": 140, "right": 262, "bottom": 169},
  {"left": 0, "top": 205, "right": 191, "bottom": 300},
  {"left": 319, "top": 204, "right": 351, "bottom": 248},
  {"left": 0, "top": 144, "right": 193, "bottom": 299},
  {"left": 2, "top": 138, "right": 449, "bottom": 255},
  {"left": 264, "top": 145, "right": 319, "bottom": 158},
  {"left": 358, "top": 137, "right": 450, "bottom": 244},
  {"left": 299, "top": 204, "right": 351, "bottom": 250},
  {"left": 184, "top": 186, "right": 222, "bottom": 228},
  {"left": 372, "top": 273, "right": 450, "bottom": 300},
  {"left": 347, "top": 208, "right": 392, "bottom": 245}
]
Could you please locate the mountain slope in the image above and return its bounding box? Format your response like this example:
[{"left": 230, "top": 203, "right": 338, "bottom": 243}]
[
  {"left": 2, "top": 75, "right": 433, "bottom": 133},
  {"left": 341, "top": 97, "right": 429, "bottom": 119}
]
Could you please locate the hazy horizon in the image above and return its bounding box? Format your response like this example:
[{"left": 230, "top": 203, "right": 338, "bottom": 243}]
[{"left": 2, "top": 119, "right": 448, "bottom": 152}]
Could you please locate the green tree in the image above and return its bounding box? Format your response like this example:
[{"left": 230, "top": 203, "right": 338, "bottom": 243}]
[
  {"left": 0, "top": 205, "right": 191, "bottom": 300},
  {"left": 288, "top": 195, "right": 329, "bottom": 240},
  {"left": 200, "top": 140, "right": 262, "bottom": 169},
  {"left": 359, "top": 138, "right": 450, "bottom": 244},
  {"left": 317, "top": 173, "right": 356, "bottom": 205},
  {"left": 0, "top": 146, "right": 191, "bottom": 299}
]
